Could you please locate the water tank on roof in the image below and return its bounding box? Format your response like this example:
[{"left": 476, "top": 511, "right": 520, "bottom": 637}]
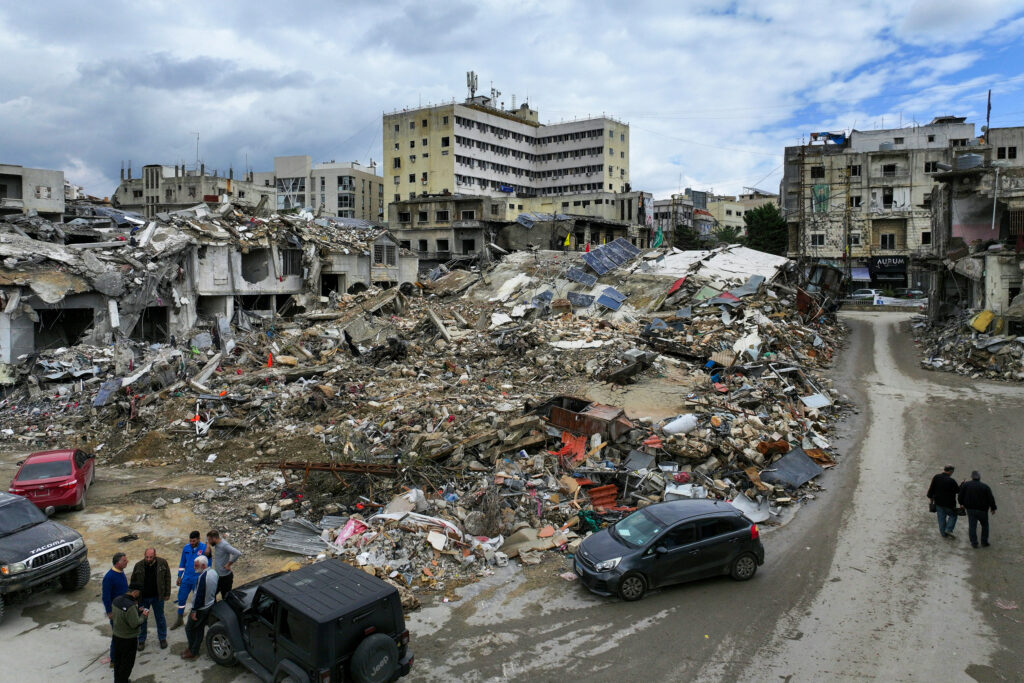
[
  {"left": 956, "top": 154, "right": 983, "bottom": 170},
  {"left": 878, "top": 142, "right": 895, "bottom": 151}
]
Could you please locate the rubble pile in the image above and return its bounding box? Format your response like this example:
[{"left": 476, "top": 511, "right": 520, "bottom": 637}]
[
  {"left": 913, "top": 308, "right": 1024, "bottom": 381},
  {"left": 0, "top": 205, "right": 852, "bottom": 601}
]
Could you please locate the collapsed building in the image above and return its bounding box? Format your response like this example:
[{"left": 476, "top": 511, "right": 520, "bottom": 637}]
[
  {"left": 0, "top": 204, "right": 417, "bottom": 366},
  {"left": 0, "top": 204, "right": 849, "bottom": 599}
]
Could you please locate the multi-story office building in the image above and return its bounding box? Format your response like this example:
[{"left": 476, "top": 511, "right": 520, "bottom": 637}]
[
  {"left": 251, "top": 156, "right": 384, "bottom": 221},
  {"left": 780, "top": 116, "right": 980, "bottom": 289},
  {"left": 0, "top": 163, "right": 65, "bottom": 221},
  {"left": 383, "top": 95, "right": 630, "bottom": 203}
]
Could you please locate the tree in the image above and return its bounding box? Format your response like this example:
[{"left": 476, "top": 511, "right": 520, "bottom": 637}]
[
  {"left": 673, "top": 223, "right": 701, "bottom": 251},
  {"left": 743, "top": 203, "right": 788, "bottom": 255},
  {"left": 712, "top": 224, "right": 744, "bottom": 245}
]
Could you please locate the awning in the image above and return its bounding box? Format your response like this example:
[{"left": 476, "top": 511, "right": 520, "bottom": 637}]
[{"left": 851, "top": 267, "right": 871, "bottom": 281}]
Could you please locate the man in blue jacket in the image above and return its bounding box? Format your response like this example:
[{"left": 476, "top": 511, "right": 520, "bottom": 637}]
[
  {"left": 101, "top": 552, "right": 129, "bottom": 665},
  {"left": 172, "top": 531, "right": 207, "bottom": 630}
]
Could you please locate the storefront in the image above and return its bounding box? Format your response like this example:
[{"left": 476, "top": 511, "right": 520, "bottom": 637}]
[{"left": 868, "top": 255, "right": 907, "bottom": 290}]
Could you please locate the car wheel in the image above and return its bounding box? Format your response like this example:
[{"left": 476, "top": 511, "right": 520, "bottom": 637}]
[
  {"left": 730, "top": 553, "right": 758, "bottom": 581},
  {"left": 60, "top": 559, "right": 91, "bottom": 591},
  {"left": 73, "top": 489, "right": 86, "bottom": 511},
  {"left": 350, "top": 632, "right": 399, "bottom": 683},
  {"left": 205, "top": 623, "right": 238, "bottom": 667},
  {"left": 616, "top": 572, "right": 647, "bottom": 601}
]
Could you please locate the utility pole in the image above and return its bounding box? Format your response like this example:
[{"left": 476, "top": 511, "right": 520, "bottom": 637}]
[{"left": 844, "top": 165, "right": 852, "bottom": 280}]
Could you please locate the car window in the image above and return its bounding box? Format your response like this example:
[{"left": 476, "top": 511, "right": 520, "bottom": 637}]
[
  {"left": 662, "top": 523, "right": 696, "bottom": 548},
  {"left": 74, "top": 451, "right": 85, "bottom": 467},
  {"left": 612, "top": 509, "right": 665, "bottom": 548},
  {"left": 18, "top": 461, "right": 72, "bottom": 481},
  {"left": 0, "top": 499, "right": 46, "bottom": 536},
  {"left": 279, "top": 607, "right": 314, "bottom": 653},
  {"left": 697, "top": 518, "right": 738, "bottom": 540},
  {"left": 253, "top": 592, "right": 277, "bottom": 624}
]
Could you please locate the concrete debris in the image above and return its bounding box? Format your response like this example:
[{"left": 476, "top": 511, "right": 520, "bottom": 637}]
[
  {"left": 0, "top": 207, "right": 852, "bottom": 602},
  {"left": 913, "top": 312, "right": 1024, "bottom": 381}
]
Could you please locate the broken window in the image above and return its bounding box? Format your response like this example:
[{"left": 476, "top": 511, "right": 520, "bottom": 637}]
[
  {"left": 35, "top": 308, "right": 94, "bottom": 349},
  {"left": 461, "top": 210, "right": 476, "bottom": 220},
  {"left": 241, "top": 249, "right": 271, "bottom": 283},
  {"left": 372, "top": 244, "right": 389, "bottom": 265},
  {"left": 436, "top": 239, "right": 449, "bottom": 252},
  {"left": 417, "top": 211, "right": 428, "bottom": 222},
  {"left": 398, "top": 212, "right": 411, "bottom": 222},
  {"left": 462, "top": 239, "right": 476, "bottom": 253},
  {"left": 280, "top": 249, "right": 302, "bottom": 277},
  {"left": 436, "top": 210, "right": 450, "bottom": 222},
  {"left": 810, "top": 166, "right": 825, "bottom": 179},
  {"left": 849, "top": 165, "right": 861, "bottom": 177},
  {"left": 131, "top": 306, "right": 169, "bottom": 342},
  {"left": 921, "top": 231, "right": 932, "bottom": 245},
  {"left": 880, "top": 233, "right": 896, "bottom": 249}
]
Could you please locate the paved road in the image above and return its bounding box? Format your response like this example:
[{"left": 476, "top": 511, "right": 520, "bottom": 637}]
[{"left": 407, "top": 311, "right": 1024, "bottom": 682}]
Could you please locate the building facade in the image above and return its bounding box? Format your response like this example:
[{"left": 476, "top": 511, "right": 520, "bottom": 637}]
[
  {"left": 251, "top": 156, "right": 384, "bottom": 220},
  {"left": 0, "top": 163, "right": 65, "bottom": 222},
  {"left": 113, "top": 164, "right": 273, "bottom": 218},
  {"left": 383, "top": 96, "right": 630, "bottom": 203},
  {"left": 781, "top": 116, "right": 980, "bottom": 289}
]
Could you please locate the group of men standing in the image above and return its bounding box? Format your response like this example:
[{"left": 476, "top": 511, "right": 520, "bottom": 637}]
[
  {"left": 100, "top": 529, "right": 242, "bottom": 682},
  {"left": 927, "top": 465, "right": 998, "bottom": 548}
]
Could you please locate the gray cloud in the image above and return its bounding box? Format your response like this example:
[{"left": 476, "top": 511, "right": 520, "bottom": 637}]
[{"left": 78, "top": 53, "right": 312, "bottom": 92}]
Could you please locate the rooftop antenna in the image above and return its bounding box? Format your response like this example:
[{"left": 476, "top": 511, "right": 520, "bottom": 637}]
[{"left": 466, "top": 71, "right": 478, "bottom": 100}]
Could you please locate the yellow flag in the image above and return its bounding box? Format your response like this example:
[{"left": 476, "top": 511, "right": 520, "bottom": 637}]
[{"left": 563, "top": 232, "right": 571, "bottom": 246}]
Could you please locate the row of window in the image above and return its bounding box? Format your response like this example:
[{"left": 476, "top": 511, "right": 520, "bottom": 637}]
[
  {"left": 393, "top": 115, "right": 450, "bottom": 132},
  {"left": 454, "top": 116, "right": 621, "bottom": 147},
  {"left": 453, "top": 134, "right": 606, "bottom": 163},
  {"left": 401, "top": 137, "right": 451, "bottom": 150},
  {"left": 806, "top": 232, "right": 930, "bottom": 248},
  {"left": 397, "top": 209, "right": 478, "bottom": 223}
]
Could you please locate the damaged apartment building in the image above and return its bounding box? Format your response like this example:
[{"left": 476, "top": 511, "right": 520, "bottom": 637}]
[
  {"left": 925, "top": 125, "right": 1024, "bottom": 320},
  {"left": 0, "top": 202, "right": 417, "bottom": 365}
]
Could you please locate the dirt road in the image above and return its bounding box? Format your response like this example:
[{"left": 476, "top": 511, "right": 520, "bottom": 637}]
[{"left": 0, "top": 311, "right": 1019, "bottom": 682}]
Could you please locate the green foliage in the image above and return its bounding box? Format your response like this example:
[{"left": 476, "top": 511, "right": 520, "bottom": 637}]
[
  {"left": 673, "top": 223, "right": 702, "bottom": 251},
  {"left": 743, "top": 203, "right": 788, "bottom": 255},
  {"left": 712, "top": 224, "right": 744, "bottom": 245}
]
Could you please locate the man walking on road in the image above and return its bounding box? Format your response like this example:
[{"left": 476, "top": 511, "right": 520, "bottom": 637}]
[
  {"left": 101, "top": 552, "right": 129, "bottom": 666},
  {"left": 111, "top": 582, "right": 149, "bottom": 683},
  {"left": 182, "top": 555, "right": 218, "bottom": 660},
  {"left": 172, "top": 531, "right": 207, "bottom": 630},
  {"left": 927, "top": 464, "right": 961, "bottom": 538},
  {"left": 130, "top": 547, "right": 171, "bottom": 650},
  {"left": 205, "top": 529, "right": 242, "bottom": 599},
  {"left": 959, "top": 470, "right": 997, "bottom": 548}
]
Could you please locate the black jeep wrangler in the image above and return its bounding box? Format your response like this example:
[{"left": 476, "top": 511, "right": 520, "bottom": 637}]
[
  {"left": 206, "top": 559, "right": 413, "bottom": 683},
  {"left": 0, "top": 492, "right": 90, "bottom": 625}
]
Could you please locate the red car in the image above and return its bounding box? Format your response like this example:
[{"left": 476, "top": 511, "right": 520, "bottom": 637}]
[{"left": 8, "top": 450, "right": 95, "bottom": 511}]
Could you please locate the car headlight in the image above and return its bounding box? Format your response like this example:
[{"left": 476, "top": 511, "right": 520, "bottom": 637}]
[
  {"left": 595, "top": 557, "right": 621, "bottom": 571},
  {"left": 1, "top": 562, "right": 28, "bottom": 576},
  {"left": 70, "top": 538, "right": 85, "bottom": 551}
]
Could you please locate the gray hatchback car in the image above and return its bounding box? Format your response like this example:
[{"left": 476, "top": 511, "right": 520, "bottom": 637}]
[{"left": 574, "top": 499, "right": 764, "bottom": 601}]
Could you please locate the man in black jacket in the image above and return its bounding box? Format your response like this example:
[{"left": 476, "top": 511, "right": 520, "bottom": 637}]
[
  {"left": 927, "top": 465, "right": 961, "bottom": 538},
  {"left": 959, "top": 470, "right": 997, "bottom": 548}
]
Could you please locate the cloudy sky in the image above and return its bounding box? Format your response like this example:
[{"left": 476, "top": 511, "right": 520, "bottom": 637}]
[{"left": 3, "top": 0, "right": 1024, "bottom": 201}]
